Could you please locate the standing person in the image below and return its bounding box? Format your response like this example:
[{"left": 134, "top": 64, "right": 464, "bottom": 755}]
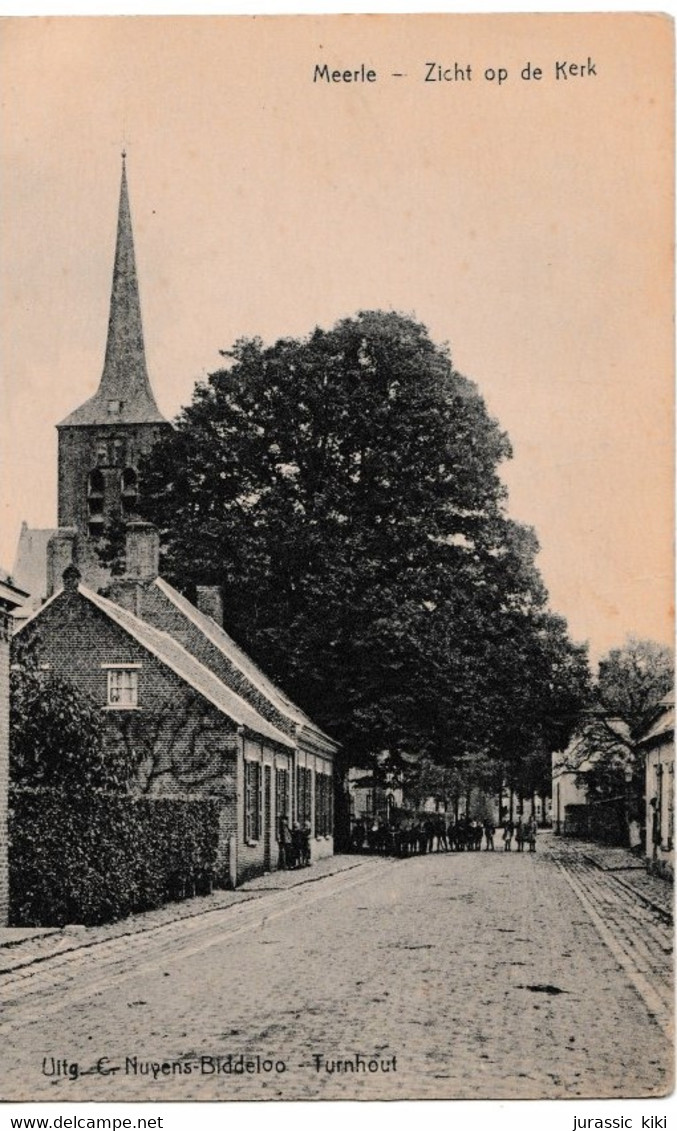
[
  {"left": 503, "top": 820, "right": 513, "bottom": 851},
  {"left": 527, "top": 815, "right": 538, "bottom": 852},
  {"left": 515, "top": 819, "right": 525, "bottom": 852},
  {"left": 436, "top": 815, "right": 448, "bottom": 852},
  {"left": 351, "top": 819, "right": 366, "bottom": 852},
  {"left": 278, "top": 816, "right": 292, "bottom": 869},
  {"left": 291, "top": 822, "right": 303, "bottom": 869},
  {"left": 484, "top": 819, "right": 495, "bottom": 851},
  {"left": 301, "top": 821, "right": 312, "bottom": 866},
  {"left": 650, "top": 797, "right": 661, "bottom": 860}
]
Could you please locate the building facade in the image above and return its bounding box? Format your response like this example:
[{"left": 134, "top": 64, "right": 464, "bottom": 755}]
[
  {"left": 552, "top": 716, "right": 633, "bottom": 841},
  {"left": 639, "top": 696, "right": 674, "bottom": 876},
  {"left": 15, "top": 549, "right": 336, "bottom": 891}
]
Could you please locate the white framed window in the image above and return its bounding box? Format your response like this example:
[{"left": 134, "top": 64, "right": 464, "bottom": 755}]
[{"left": 106, "top": 667, "right": 139, "bottom": 708}]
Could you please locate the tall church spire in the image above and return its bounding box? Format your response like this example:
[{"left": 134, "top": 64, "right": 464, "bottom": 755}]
[{"left": 59, "top": 153, "right": 165, "bottom": 426}]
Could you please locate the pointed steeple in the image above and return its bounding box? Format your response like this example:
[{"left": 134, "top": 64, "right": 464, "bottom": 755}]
[{"left": 59, "top": 153, "right": 165, "bottom": 427}]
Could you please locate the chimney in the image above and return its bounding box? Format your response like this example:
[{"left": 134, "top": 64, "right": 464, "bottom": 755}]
[
  {"left": 105, "top": 578, "right": 142, "bottom": 618},
  {"left": 47, "top": 528, "right": 77, "bottom": 596},
  {"left": 125, "top": 521, "right": 159, "bottom": 581},
  {"left": 196, "top": 585, "right": 223, "bottom": 627},
  {"left": 102, "top": 522, "right": 159, "bottom": 618},
  {"left": 62, "top": 563, "right": 82, "bottom": 593}
]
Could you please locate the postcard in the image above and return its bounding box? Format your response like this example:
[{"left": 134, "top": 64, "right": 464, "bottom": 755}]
[{"left": 0, "top": 13, "right": 673, "bottom": 1104}]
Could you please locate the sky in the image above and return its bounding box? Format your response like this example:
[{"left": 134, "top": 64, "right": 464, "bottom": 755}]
[{"left": 0, "top": 13, "right": 673, "bottom": 665}]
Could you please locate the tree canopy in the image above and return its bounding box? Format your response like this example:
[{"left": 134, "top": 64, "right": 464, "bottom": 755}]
[
  {"left": 139, "top": 311, "right": 589, "bottom": 789},
  {"left": 10, "top": 633, "right": 128, "bottom": 791},
  {"left": 597, "top": 636, "right": 674, "bottom": 740}
]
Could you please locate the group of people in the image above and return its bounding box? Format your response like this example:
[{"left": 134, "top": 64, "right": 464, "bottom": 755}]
[
  {"left": 277, "top": 819, "right": 312, "bottom": 869},
  {"left": 350, "top": 814, "right": 539, "bottom": 857},
  {"left": 500, "top": 816, "right": 538, "bottom": 852}
]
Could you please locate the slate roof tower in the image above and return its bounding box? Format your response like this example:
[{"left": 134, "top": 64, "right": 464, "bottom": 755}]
[{"left": 57, "top": 152, "right": 169, "bottom": 537}]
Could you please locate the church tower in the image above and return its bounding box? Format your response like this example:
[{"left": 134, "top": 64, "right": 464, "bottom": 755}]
[{"left": 57, "top": 153, "right": 169, "bottom": 539}]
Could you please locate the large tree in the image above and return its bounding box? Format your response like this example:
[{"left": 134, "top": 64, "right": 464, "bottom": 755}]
[
  {"left": 597, "top": 636, "right": 673, "bottom": 740},
  {"left": 139, "top": 311, "right": 588, "bottom": 815}
]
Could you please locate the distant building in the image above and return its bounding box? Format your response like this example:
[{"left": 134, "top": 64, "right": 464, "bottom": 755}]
[
  {"left": 347, "top": 752, "right": 504, "bottom": 828},
  {"left": 12, "top": 527, "right": 53, "bottom": 623},
  {"left": 552, "top": 716, "right": 633, "bottom": 841}
]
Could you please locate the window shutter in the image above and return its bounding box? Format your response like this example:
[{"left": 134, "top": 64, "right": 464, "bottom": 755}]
[{"left": 257, "top": 761, "right": 263, "bottom": 841}]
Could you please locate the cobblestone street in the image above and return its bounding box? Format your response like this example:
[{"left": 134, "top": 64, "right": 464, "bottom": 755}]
[{"left": 1, "top": 835, "right": 672, "bottom": 1101}]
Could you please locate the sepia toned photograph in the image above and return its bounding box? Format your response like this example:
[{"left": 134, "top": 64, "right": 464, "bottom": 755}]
[{"left": 0, "top": 12, "right": 673, "bottom": 1104}]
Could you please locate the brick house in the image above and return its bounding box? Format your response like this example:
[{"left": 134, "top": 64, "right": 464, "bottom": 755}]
[
  {"left": 15, "top": 542, "right": 336, "bottom": 887},
  {"left": 11, "top": 153, "right": 337, "bottom": 895}
]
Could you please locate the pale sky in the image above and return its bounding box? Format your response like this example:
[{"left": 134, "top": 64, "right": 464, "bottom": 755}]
[{"left": 1, "top": 13, "right": 673, "bottom": 663}]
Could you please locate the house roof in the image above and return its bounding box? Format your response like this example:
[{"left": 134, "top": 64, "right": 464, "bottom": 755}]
[
  {"left": 637, "top": 698, "right": 675, "bottom": 747},
  {"left": 0, "top": 566, "right": 29, "bottom": 609},
  {"left": 153, "top": 577, "right": 337, "bottom": 752},
  {"left": 11, "top": 532, "right": 336, "bottom": 754},
  {"left": 81, "top": 584, "right": 295, "bottom": 749},
  {"left": 598, "top": 717, "right": 632, "bottom": 743},
  {"left": 554, "top": 716, "right": 633, "bottom": 775}
]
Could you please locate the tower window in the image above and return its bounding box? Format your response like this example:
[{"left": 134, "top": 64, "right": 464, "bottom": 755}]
[
  {"left": 88, "top": 516, "right": 105, "bottom": 537},
  {"left": 107, "top": 400, "right": 122, "bottom": 415},
  {"left": 121, "top": 467, "right": 139, "bottom": 516},
  {"left": 87, "top": 469, "right": 106, "bottom": 534},
  {"left": 88, "top": 469, "right": 105, "bottom": 497},
  {"left": 121, "top": 467, "right": 138, "bottom": 493}
]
